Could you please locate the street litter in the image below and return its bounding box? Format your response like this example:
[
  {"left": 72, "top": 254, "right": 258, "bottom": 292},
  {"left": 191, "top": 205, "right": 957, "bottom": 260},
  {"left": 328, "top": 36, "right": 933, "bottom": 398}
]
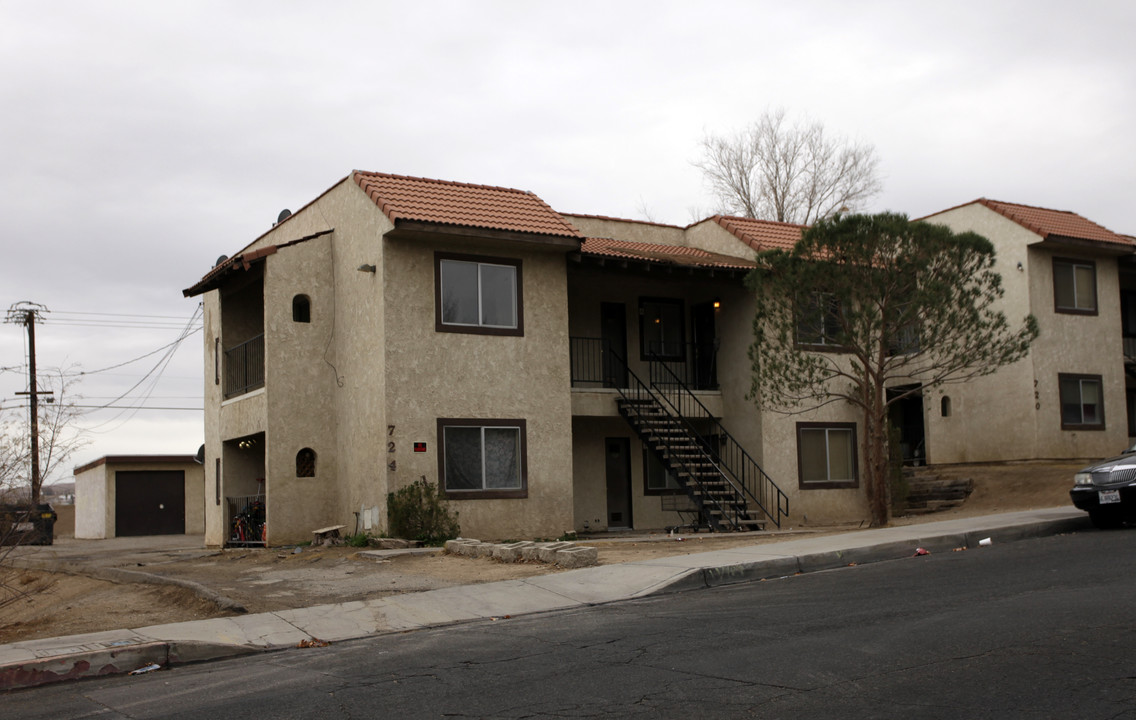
[
  {"left": 979, "top": 537, "right": 993, "bottom": 546},
  {"left": 129, "top": 663, "right": 161, "bottom": 675},
  {"left": 953, "top": 547, "right": 967, "bottom": 552},
  {"left": 297, "top": 638, "right": 330, "bottom": 648},
  {"left": 913, "top": 547, "right": 930, "bottom": 556}
]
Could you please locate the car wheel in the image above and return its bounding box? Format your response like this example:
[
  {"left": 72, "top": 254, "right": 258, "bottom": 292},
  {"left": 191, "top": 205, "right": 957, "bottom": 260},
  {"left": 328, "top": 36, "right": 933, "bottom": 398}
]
[{"left": 1089, "top": 509, "right": 1123, "bottom": 529}]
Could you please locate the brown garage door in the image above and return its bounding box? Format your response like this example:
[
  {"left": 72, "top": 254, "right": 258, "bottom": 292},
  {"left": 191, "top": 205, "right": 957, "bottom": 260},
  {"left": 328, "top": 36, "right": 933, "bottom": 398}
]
[{"left": 115, "top": 470, "right": 186, "bottom": 536}]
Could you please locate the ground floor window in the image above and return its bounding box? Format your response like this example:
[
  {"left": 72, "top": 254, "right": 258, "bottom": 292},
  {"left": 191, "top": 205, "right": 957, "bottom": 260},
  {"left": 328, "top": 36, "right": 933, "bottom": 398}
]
[
  {"left": 643, "top": 447, "right": 681, "bottom": 493},
  {"left": 438, "top": 419, "right": 527, "bottom": 498},
  {"left": 796, "top": 422, "right": 858, "bottom": 488},
  {"left": 1059, "top": 374, "right": 1104, "bottom": 430}
]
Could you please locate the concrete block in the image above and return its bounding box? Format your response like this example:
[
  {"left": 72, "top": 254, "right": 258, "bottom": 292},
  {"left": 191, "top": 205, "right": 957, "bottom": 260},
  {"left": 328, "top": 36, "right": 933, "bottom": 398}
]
[
  {"left": 371, "top": 538, "right": 410, "bottom": 550},
  {"left": 521, "top": 543, "right": 552, "bottom": 561},
  {"left": 555, "top": 546, "right": 598, "bottom": 568},
  {"left": 537, "top": 542, "right": 574, "bottom": 563},
  {"left": 492, "top": 542, "right": 533, "bottom": 563},
  {"left": 444, "top": 539, "right": 481, "bottom": 557}
]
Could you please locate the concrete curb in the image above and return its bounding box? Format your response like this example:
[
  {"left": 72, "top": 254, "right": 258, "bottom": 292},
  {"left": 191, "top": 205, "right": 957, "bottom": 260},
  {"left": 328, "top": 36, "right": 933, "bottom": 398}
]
[
  {"left": 639, "top": 511, "right": 1090, "bottom": 595},
  {"left": 0, "top": 508, "right": 1090, "bottom": 691}
]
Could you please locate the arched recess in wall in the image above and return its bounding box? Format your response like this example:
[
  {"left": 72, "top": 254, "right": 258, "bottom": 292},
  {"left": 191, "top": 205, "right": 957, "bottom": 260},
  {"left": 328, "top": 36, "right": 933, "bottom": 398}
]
[
  {"left": 940, "top": 396, "right": 951, "bottom": 418},
  {"left": 293, "top": 295, "right": 311, "bottom": 323},
  {"left": 297, "top": 448, "right": 316, "bottom": 477}
]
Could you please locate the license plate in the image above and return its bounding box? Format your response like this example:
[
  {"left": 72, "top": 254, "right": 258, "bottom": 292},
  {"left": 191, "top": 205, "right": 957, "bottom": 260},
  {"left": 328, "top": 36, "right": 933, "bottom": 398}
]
[
  {"left": 1099, "top": 489, "right": 1121, "bottom": 504},
  {"left": 14, "top": 522, "right": 34, "bottom": 532}
]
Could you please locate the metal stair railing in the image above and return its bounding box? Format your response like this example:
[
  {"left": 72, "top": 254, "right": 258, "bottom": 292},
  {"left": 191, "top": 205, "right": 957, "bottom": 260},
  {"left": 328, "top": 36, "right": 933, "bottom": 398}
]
[
  {"left": 648, "top": 355, "right": 789, "bottom": 529},
  {"left": 609, "top": 353, "right": 742, "bottom": 531}
]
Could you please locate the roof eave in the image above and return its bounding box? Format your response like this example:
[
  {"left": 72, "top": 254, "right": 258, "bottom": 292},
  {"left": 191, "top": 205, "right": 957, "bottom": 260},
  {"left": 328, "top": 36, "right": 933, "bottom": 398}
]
[
  {"left": 1030, "top": 234, "right": 1136, "bottom": 257},
  {"left": 385, "top": 220, "right": 582, "bottom": 250}
]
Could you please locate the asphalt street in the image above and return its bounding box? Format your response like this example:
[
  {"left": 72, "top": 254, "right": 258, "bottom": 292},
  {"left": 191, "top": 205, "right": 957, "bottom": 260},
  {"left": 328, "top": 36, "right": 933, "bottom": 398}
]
[{"left": 6, "top": 528, "right": 1135, "bottom": 719}]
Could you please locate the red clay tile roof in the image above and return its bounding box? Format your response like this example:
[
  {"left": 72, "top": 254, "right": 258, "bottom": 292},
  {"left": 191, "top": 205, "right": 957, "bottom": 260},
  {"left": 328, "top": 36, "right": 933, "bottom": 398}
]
[
  {"left": 354, "top": 171, "right": 582, "bottom": 239},
  {"left": 710, "top": 216, "right": 806, "bottom": 252},
  {"left": 976, "top": 199, "right": 1131, "bottom": 246},
  {"left": 924, "top": 198, "right": 1132, "bottom": 248},
  {"left": 580, "top": 237, "right": 755, "bottom": 270}
]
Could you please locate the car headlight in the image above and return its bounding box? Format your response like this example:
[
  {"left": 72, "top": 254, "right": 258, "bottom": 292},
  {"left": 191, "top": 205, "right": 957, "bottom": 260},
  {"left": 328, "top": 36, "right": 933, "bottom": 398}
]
[{"left": 1074, "top": 472, "right": 1094, "bottom": 486}]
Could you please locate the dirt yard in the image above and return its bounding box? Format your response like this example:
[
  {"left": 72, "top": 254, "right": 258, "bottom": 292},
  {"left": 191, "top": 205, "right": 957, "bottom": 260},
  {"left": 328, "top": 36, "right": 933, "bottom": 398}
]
[{"left": 0, "top": 460, "right": 1085, "bottom": 645}]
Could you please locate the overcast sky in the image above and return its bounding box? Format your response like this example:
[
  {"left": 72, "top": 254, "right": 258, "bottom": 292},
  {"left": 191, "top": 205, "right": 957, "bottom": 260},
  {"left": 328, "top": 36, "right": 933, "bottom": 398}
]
[{"left": 2, "top": 0, "right": 1133, "bottom": 483}]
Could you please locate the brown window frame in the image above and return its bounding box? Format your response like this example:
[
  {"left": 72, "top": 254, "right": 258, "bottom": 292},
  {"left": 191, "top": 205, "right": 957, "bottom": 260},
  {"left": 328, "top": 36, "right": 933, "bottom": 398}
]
[
  {"left": 796, "top": 422, "right": 859, "bottom": 489},
  {"left": 1052, "top": 257, "right": 1098, "bottom": 316},
  {"left": 795, "top": 291, "right": 848, "bottom": 352},
  {"left": 642, "top": 446, "right": 683, "bottom": 495},
  {"left": 437, "top": 418, "right": 528, "bottom": 499},
  {"left": 434, "top": 252, "right": 524, "bottom": 337},
  {"left": 1058, "top": 373, "right": 1105, "bottom": 431}
]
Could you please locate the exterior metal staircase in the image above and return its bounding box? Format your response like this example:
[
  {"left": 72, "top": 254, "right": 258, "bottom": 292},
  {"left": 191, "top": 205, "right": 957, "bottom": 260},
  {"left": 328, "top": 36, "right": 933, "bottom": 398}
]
[{"left": 611, "top": 351, "right": 789, "bottom": 532}]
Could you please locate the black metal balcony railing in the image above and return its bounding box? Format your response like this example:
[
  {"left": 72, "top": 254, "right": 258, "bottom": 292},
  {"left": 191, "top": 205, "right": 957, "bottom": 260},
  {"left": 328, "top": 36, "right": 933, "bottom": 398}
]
[
  {"left": 224, "top": 334, "right": 265, "bottom": 398},
  {"left": 570, "top": 337, "right": 718, "bottom": 391},
  {"left": 569, "top": 337, "right": 626, "bottom": 388}
]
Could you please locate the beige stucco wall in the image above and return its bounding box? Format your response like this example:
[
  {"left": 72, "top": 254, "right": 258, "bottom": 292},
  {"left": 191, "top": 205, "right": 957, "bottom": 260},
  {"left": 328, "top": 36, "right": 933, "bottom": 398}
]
[
  {"left": 564, "top": 215, "right": 687, "bottom": 247},
  {"left": 921, "top": 203, "right": 1127, "bottom": 462},
  {"left": 74, "top": 464, "right": 108, "bottom": 539},
  {"left": 381, "top": 233, "right": 575, "bottom": 540},
  {"left": 684, "top": 219, "right": 761, "bottom": 261}
]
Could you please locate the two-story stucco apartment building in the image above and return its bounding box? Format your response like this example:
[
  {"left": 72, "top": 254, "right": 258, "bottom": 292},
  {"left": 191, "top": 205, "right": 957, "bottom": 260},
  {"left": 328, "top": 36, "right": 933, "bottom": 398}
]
[{"left": 184, "top": 171, "right": 1133, "bottom": 546}]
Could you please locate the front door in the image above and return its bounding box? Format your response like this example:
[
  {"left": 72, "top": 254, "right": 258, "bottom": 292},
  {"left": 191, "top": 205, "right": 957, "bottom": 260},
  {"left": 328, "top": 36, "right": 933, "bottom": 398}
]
[
  {"left": 601, "top": 302, "right": 628, "bottom": 388},
  {"left": 887, "top": 385, "right": 926, "bottom": 465},
  {"left": 605, "top": 438, "right": 633, "bottom": 529},
  {"left": 691, "top": 301, "right": 718, "bottom": 390}
]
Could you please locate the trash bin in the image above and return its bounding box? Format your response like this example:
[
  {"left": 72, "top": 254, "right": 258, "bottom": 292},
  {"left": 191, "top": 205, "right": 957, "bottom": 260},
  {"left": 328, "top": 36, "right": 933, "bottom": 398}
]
[{"left": 0, "top": 503, "right": 57, "bottom": 546}]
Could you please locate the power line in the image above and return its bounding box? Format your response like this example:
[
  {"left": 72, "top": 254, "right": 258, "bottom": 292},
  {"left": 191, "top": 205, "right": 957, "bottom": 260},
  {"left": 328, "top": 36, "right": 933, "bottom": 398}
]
[
  {"left": 75, "top": 327, "right": 202, "bottom": 376},
  {"left": 50, "top": 310, "right": 201, "bottom": 320}
]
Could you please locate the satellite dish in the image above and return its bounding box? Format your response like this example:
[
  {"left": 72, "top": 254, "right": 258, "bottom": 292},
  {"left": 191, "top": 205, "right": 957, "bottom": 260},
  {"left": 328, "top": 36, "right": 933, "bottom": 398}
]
[
  {"left": 193, "top": 444, "right": 205, "bottom": 464},
  {"left": 215, "top": 255, "right": 229, "bottom": 267},
  {"left": 277, "top": 209, "right": 292, "bottom": 224}
]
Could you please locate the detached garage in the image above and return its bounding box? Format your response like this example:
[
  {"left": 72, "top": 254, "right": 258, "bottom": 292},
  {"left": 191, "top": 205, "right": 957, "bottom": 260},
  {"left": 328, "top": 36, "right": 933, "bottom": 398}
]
[{"left": 74, "top": 456, "right": 205, "bottom": 539}]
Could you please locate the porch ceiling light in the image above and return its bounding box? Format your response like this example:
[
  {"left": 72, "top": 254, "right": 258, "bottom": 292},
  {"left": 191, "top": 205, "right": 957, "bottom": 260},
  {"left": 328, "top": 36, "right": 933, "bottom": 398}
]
[{"left": 713, "top": 297, "right": 721, "bottom": 309}]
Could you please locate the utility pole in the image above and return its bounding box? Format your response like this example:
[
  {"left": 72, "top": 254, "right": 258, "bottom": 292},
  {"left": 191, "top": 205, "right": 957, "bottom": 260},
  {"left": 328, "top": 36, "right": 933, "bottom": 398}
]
[{"left": 5, "top": 302, "right": 51, "bottom": 504}]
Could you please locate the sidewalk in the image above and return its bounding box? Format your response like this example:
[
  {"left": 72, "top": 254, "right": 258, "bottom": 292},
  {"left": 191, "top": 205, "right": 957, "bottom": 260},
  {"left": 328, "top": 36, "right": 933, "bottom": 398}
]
[{"left": 0, "top": 507, "right": 1088, "bottom": 690}]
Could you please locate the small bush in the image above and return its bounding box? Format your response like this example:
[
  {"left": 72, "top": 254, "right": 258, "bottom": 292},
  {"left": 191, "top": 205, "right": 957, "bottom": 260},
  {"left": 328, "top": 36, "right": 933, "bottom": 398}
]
[
  {"left": 345, "top": 532, "right": 371, "bottom": 548},
  {"left": 388, "top": 477, "right": 460, "bottom": 546}
]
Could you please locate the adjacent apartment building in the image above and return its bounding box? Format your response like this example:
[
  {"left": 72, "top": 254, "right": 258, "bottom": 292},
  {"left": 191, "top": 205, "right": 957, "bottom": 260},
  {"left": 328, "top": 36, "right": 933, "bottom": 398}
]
[{"left": 184, "top": 172, "right": 1133, "bottom": 545}]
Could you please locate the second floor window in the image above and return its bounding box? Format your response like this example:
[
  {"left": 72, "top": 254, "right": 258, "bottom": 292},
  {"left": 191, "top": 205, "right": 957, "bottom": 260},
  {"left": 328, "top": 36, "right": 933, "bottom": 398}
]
[
  {"left": 1053, "top": 258, "right": 1096, "bottom": 315},
  {"left": 436, "top": 254, "right": 522, "bottom": 336},
  {"left": 796, "top": 292, "right": 843, "bottom": 348}
]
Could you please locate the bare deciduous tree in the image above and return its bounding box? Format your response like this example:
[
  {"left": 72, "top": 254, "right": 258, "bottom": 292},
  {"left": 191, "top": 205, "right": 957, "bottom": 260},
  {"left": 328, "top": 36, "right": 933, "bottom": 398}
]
[
  {"left": 696, "top": 109, "right": 883, "bottom": 225},
  {"left": 0, "top": 367, "right": 87, "bottom": 503}
]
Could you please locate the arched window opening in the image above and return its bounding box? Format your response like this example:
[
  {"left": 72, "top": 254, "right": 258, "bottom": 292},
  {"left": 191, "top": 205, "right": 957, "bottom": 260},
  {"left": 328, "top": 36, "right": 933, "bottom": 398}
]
[
  {"left": 941, "top": 396, "right": 952, "bottom": 418},
  {"left": 297, "top": 448, "right": 316, "bottom": 477},
  {"left": 293, "top": 295, "right": 311, "bottom": 323}
]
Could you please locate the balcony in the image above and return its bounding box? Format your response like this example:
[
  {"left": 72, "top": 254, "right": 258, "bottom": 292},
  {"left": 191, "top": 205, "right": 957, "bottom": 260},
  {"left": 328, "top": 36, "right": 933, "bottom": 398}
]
[
  {"left": 570, "top": 336, "right": 718, "bottom": 391},
  {"left": 224, "top": 334, "right": 264, "bottom": 399}
]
